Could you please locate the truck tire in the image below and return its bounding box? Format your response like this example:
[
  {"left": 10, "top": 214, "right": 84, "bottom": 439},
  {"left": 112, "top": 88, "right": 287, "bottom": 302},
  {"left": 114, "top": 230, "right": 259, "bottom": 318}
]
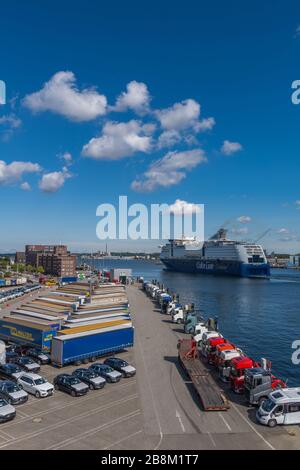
[
  {"left": 258, "top": 396, "right": 267, "bottom": 406},
  {"left": 176, "top": 319, "right": 182, "bottom": 324},
  {"left": 268, "top": 419, "right": 277, "bottom": 428}
]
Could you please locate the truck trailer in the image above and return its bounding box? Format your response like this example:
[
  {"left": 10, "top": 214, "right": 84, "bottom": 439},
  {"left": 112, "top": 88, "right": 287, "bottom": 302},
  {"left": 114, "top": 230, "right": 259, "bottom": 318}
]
[
  {"left": 0, "top": 317, "right": 59, "bottom": 351},
  {"left": 51, "top": 320, "right": 134, "bottom": 367}
]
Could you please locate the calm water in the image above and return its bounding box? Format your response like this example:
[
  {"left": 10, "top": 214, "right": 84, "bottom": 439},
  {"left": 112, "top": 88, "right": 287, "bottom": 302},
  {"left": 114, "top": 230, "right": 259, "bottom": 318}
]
[{"left": 86, "top": 258, "right": 300, "bottom": 386}]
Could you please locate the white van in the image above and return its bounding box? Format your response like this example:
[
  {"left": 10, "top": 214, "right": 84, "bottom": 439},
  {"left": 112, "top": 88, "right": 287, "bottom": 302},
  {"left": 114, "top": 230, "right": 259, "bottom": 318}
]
[{"left": 256, "top": 387, "right": 300, "bottom": 427}]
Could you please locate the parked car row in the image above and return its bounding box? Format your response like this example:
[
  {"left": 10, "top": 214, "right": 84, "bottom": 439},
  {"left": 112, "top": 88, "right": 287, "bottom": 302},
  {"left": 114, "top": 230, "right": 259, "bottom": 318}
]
[
  {"left": 54, "top": 358, "right": 136, "bottom": 396},
  {"left": 0, "top": 356, "right": 136, "bottom": 422},
  {"left": 0, "top": 284, "right": 41, "bottom": 304}
]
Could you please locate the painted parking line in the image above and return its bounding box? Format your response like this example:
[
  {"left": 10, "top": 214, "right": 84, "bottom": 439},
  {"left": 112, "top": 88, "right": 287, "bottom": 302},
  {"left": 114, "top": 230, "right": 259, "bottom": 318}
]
[
  {"left": 48, "top": 410, "right": 141, "bottom": 450},
  {"left": 104, "top": 430, "right": 143, "bottom": 450},
  {"left": 1, "top": 380, "right": 137, "bottom": 429},
  {"left": 0, "top": 394, "right": 139, "bottom": 449}
]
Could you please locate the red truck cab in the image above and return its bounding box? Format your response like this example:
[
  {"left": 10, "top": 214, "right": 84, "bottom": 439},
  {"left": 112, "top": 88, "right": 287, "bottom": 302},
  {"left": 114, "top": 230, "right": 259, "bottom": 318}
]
[
  {"left": 229, "top": 356, "right": 257, "bottom": 393},
  {"left": 207, "top": 338, "right": 228, "bottom": 364}
]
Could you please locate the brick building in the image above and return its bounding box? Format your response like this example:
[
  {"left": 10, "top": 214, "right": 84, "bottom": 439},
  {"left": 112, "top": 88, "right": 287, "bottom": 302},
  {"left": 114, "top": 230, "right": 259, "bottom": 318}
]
[{"left": 25, "top": 245, "right": 76, "bottom": 277}]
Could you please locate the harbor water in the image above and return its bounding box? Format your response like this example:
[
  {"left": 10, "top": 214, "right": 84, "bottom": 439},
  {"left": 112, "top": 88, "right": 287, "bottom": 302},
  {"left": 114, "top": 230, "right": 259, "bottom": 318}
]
[{"left": 85, "top": 258, "right": 300, "bottom": 386}]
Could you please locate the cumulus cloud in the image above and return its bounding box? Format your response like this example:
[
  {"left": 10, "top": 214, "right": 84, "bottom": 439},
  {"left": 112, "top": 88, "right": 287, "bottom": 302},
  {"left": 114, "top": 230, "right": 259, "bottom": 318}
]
[
  {"left": 131, "top": 149, "right": 206, "bottom": 192},
  {"left": 0, "top": 161, "right": 41, "bottom": 186},
  {"left": 82, "top": 120, "right": 152, "bottom": 160},
  {"left": 278, "top": 228, "right": 289, "bottom": 234},
  {"left": 237, "top": 215, "right": 251, "bottom": 224},
  {"left": 23, "top": 71, "right": 107, "bottom": 121},
  {"left": 157, "top": 130, "right": 181, "bottom": 149},
  {"left": 113, "top": 81, "right": 151, "bottom": 114},
  {"left": 39, "top": 168, "right": 72, "bottom": 193},
  {"left": 59, "top": 151, "right": 73, "bottom": 165},
  {"left": 20, "top": 181, "right": 31, "bottom": 191},
  {"left": 168, "top": 199, "right": 201, "bottom": 215},
  {"left": 221, "top": 140, "right": 243, "bottom": 155},
  {"left": 156, "top": 98, "right": 215, "bottom": 133}
]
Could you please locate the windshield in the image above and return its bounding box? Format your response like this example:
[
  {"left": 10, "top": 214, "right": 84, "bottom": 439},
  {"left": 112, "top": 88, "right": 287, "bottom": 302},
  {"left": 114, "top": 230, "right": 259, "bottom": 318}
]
[
  {"left": 0, "top": 399, "right": 7, "bottom": 407},
  {"left": 261, "top": 398, "right": 276, "bottom": 413},
  {"left": 87, "top": 371, "right": 97, "bottom": 378},
  {"left": 69, "top": 377, "right": 80, "bottom": 385},
  {"left": 7, "top": 384, "right": 20, "bottom": 393},
  {"left": 34, "top": 378, "right": 46, "bottom": 385},
  {"left": 21, "top": 358, "right": 32, "bottom": 364}
]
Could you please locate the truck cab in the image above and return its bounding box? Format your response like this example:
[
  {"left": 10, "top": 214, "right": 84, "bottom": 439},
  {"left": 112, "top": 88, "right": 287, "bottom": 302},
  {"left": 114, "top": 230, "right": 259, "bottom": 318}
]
[
  {"left": 244, "top": 368, "right": 285, "bottom": 405},
  {"left": 193, "top": 324, "right": 208, "bottom": 343},
  {"left": 256, "top": 388, "right": 300, "bottom": 427},
  {"left": 218, "top": 350, "right": 241, "bottom": 382},
  {"left": 171, "top": 305, "right": 184, "bottom": 324},
  {"left": 214, "top": 343, "right": 236, "bottom": 367},
  {"left": 229, "top": 356, "right": 256, "bottom": 393},
  {"left": 203, "top": 337, "right": 226, "bottom": 361}
]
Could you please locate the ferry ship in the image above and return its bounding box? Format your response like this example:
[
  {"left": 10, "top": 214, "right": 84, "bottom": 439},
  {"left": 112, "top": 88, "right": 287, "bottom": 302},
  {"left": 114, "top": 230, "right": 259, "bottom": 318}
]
[{"left": 160, "top": 229, "right": 270, "bottom": 278}]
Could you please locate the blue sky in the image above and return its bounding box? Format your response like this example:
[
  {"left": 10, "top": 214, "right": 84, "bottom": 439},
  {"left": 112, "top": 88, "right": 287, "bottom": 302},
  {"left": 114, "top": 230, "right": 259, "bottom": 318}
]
[{"left": 0, "top": 0, "right": 300, "bottom": 253}]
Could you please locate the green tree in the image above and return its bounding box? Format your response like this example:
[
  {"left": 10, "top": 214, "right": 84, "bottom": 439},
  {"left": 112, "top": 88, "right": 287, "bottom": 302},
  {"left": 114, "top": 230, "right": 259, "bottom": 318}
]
[
  {"left": 37, "top": 266, "right": 45, "bottom": 274},
  {"left": 26, "top": 264, "right": 34, "bottom": 273}
]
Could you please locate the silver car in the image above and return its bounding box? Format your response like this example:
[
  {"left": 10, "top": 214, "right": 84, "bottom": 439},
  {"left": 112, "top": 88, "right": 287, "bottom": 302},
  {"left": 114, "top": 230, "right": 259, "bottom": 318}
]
[
  {"left": 18, "top": 373, "right": 54, "bottom": 398},
  {"left": 0, "top": 398, "right": 16, "bottom": 423},
  {"left": 0, "top": 380, "right": 28, "bottom": 405}
]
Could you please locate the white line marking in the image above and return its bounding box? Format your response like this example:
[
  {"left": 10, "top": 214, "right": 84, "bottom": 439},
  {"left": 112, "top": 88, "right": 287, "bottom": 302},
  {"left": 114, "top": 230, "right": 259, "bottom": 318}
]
[
  {"left": 0, "top": 429, "right": 14, "bottom": 440},
  {"left": 103, "top": 430, "right": 143, "bottom": 450},
  {"left": 0, "top": 381, "right": 136, "bottom": 429},
  {"left": 47, "top": 411, "right": 141, "bottom": 450},
  {"left": 218, "top": 412, "right": 232, "bottom": 432},
  {"left": 0, "top": 394, "right": 138, "bottom": 449},
  {"left": 176, "top": 409, "right": 186, "bottom": 432},
  {"left": 231, "top": 402, "right": 275, "bottom": 450},
  {"left": 208, "top": 432, "right": 217, "bottom": 447}
]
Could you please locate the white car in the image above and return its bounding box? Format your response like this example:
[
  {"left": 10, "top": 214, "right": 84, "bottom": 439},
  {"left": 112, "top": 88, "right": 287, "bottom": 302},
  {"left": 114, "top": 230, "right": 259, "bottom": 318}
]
[{"left": 18, "top": 373, "right": 54, "bottom": 398}]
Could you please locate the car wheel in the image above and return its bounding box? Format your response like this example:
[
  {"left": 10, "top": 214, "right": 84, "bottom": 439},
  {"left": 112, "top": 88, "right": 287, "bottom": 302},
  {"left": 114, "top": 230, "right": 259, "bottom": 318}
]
[
  {"left": 176, "top": 319, "right": 182, "bottom": 324},
  {"left": 35, "top": 391, "right": 40, "bottom": 398},
  {"left": 54, "top": 384, "right": 59, "bottom": 390},
  {"left": 121, "top": 371, "right": 126, "bottom": 378},
  {"left": 89, "top": 383, "right": 94, "bottom": 390},
  {"left": 268, "top": 419, "right": 277, "bottom": 428},
  {"left": 71, "top": 390, "right": 76, "bottom": 397}
]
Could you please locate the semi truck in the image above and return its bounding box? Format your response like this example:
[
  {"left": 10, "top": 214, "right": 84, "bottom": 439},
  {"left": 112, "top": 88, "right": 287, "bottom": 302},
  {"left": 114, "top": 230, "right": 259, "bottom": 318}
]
[
  {"left": 51, "top": 320, "right": 134, "bottom": 367},
  {"left": 244, "top": 367, "right": 285, "bottom": 405},
  {"left": 229, "top": 356, "right": 259, "bottom": 393},
  {"left": 0, "top": 317, "right": 59, "bottom": 351}
]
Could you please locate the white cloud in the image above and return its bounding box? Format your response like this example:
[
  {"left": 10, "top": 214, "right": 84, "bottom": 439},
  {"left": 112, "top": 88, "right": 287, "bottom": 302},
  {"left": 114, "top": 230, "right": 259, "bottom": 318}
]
[
  {"left": 168, "top": 199, "right": 201, "bottom": 215},
  {"left": 157, "top": 130, "right": 181, "bottom": 149},
  {"left": 113, "top": 81, "right": 151, "bottom": 113},
  {"left": 39, "top": 168, "right": 72, "bottom": 193},
  {"left": 295, "top": 200, "right": 300, "bottom": 209},
  {"left": 20, "top": 182, "right": 31, "bottom": 191},
  {"left": 59, "top": 151, "right": 73, "bottom": 165},
  {"left": 156, "top": 98, "right": 215, "bottom": 134},
  {"left": 221, "top": 140, "right": 243, "bottom": 155},
  {"left": 0, "top": 114, "right": 22, "bottom": 129},
  {"left": 131, "top": 149, "right": 206, "bottom": 192},
  {"left": 278, "top": 228, "right": 289, "bottom": 234},
  {"left": 23, "top": 71, "right": 107, "bottom": 122},
  {"left": 237, "top": 215, "right": 251, "bottom": 224},
  {"left": 0, "top": 161, "right": 41, "bottom": 186},
  {"left": 82, "top": 120, "right": 152, "bottom": 160}
]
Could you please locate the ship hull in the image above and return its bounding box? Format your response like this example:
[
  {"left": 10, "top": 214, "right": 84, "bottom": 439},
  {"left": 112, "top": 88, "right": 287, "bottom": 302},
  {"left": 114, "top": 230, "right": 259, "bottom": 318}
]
[{"left": 161, "top": 258, "right": 270, "bottom": 279}]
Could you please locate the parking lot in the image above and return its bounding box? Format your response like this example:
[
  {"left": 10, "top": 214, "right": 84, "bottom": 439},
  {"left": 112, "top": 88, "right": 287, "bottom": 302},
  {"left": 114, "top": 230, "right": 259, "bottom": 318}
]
[{"left": 0, "top": 347, "right": 143, "bottom": 450}]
